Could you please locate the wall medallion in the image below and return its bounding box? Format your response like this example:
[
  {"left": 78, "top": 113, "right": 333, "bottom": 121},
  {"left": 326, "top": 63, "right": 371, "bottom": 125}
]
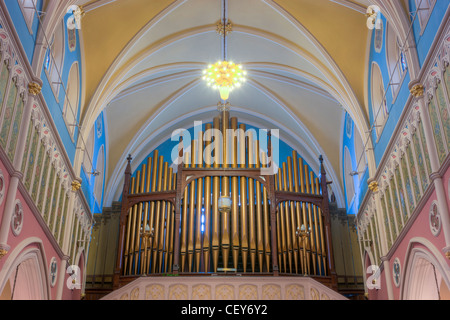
[
  {"left": 11, "top": 199, "right": 23, "bottom": 236},
  {"left": 429, "top": 201, "right": 441, "bottom": 236}
]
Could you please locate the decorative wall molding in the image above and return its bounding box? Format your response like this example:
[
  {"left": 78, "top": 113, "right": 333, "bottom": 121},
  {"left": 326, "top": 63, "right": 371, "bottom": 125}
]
[{"left": 101, "top": 276, "right": 347, "bottom": 301}]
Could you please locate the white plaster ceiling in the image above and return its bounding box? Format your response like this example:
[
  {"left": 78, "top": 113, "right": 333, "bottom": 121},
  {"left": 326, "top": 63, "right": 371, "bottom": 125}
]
[{"left": 79, "top": 0, "right": 375, "bottom": 207}]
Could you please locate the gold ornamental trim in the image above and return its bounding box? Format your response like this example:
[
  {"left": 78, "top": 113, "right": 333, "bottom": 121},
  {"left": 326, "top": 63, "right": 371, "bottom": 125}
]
[{"left": 216, "top": 20, "right": 233, "bottom": 36}]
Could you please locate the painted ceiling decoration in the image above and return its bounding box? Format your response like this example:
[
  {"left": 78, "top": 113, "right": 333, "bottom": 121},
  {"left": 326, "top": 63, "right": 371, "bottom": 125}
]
[{"left": 69, "top": 0, "right": 380, "bottom": 208}]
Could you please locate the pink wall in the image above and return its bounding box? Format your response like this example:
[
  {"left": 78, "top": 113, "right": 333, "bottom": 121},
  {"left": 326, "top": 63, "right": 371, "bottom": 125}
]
[
  {"left": 0, "top": 166, "right": 78, "bottom": 300},
  {"left": 374, "top": 165, "right": 450, "bottom": 300}
]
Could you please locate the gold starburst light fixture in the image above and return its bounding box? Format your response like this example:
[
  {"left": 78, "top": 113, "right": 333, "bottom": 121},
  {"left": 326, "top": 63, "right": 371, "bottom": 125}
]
[{"left": 203, "top": 61, "right": 246, "bottom": 101}]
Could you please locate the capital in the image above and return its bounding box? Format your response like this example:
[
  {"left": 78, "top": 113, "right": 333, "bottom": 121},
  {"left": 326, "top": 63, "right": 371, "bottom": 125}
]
[
  {"left": 71, "top": 179, "right": 82, "bottom": 192},
  {"left": 28, "top": 82, "right": 42, "bottom": 96},
  {"left": 368, "top": 180, "right": 379, "bottom": 193},
  {"left": 410, "top": 83, "right": 424, "bottom": 98},
  {"left": 0, "top": 243, "right": 11, "bottom": 260},
  {"left": 0, "top": 248, "right": 7, "bottom": 260}
]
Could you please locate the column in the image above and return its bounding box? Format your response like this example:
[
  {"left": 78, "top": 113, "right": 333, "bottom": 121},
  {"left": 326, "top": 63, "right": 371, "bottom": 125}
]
[
  {"left": 409, "top": 81, "right": 450, "bottom": 259},
  {"left": 0, "top": 81, "right": 42, "bottom": 259},
  {"left": 55, "top": 178, "right": 81, "bottom": 300},
  {"left": 368, "top": 179, "right": 394, "bottom": 300}
]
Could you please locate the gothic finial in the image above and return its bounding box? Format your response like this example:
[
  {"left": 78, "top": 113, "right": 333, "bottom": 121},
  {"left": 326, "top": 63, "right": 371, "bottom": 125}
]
[{"left": 127, "top": 154, "right": 132, "bottom": 163}]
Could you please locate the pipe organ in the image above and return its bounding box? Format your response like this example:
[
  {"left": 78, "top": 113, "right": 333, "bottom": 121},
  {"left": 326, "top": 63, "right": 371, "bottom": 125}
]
[{"left": 114, "top": 111, "right": 336, "bottom": 288}]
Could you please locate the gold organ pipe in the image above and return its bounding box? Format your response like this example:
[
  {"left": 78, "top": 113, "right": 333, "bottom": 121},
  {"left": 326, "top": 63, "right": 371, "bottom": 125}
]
[
  {"left": 316, "top": 177, "right": 327, "bottom": 275},
  {"left": 299, "top": 159, "right": 308, "bottom": 274},
  {"left": 221, "top": 110, "right": 230, "bottom": 269},
  {"left": 310, "top": 175, "right": 322, "bottom": 275},
  {"left": 133, "top": 166, "right": 146, "bottom": 275},
  {"left": 170, "top": 172, "right": 177, "bottom": 270},
  {"left": 157, "top": 162, "right": 169, "bottom": 273},
  {"left": 195, "top": 132, "right": 204, "bottom": 272},
  {"left": 239, "top": 123, "right": 248, "bottom": 272},
  {"left": 169, "top": 171, "right": 177, "bottom": 272},
  {"left": 212, "top": 117, "right": 220, "bottom": 272},
  {"left": 142, "top": 157, "right": 152, "bottom": 274},
  {"left": 308, "top": 169, "right": 318, "bottom": 275},
  {"left": 180, "top": 151, "right": 190, "bottom": 272},
  {"left": 148, "top": 152, "right": 158, "bottom": 273},
  {"left": 292, "top": 153, "right": 303, "bottom": 274},
  {"left": 287, "top": 157, "right": 298, "bottom": 274},
  {"left": 248, "top": 131, "right": 256, "bottom": 272},
  {"left": 255, "top": 139, "right": 264, "bottom": 273},
  {"left": 230, "top": 117, "right": 239, "bottom": 271},
  {"left": 164, "top": 167, "right": 174, "bottom": 273},
  {"left": 261, "top": 152, "right": 271, "bottom": 272},
  {"left": 282, "top": 163, "right": 292, "bottom": 273},
  {"left": 123, "top": 176, "right": 136, "bottom": 275},
  {"left": 275, "top": 170, "right": 282, "bottom": 272},
  {"left": 278, "top": 168, "right": 287, "bottom": 272},
  {"left": 128, "top": 171, "right": 141, "bottom": 275},
  {"left": 304, "top": 164, "right": 313, "bottom": 275},
  {"left": 187, "top": 140, "right": 196, "bottom": 272},
  {"left": 203, "top": 123, "right": 212, "bottom": 272},
  {"left": 151, "top": 156, "right": 164, "bottom": 273}
]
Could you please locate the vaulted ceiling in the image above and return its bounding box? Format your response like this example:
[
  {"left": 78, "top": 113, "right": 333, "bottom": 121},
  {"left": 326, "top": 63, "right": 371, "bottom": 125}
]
[{"left": 77, "top": 0, "right": 375, "bottom": 207}]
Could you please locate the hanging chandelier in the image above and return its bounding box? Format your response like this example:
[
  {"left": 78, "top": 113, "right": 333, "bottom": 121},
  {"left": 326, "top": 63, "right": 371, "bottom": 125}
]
[
  {"left": 203, "top": 61, "right": 246, "bottom": 101},
  {"left": 202, "top": 1, "right": 246, "bottom": 101}
]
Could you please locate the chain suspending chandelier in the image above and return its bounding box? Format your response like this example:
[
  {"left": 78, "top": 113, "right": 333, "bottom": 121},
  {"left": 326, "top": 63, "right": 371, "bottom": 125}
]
[{"left": 202, "top": 0, "right": 246, "bottom": 101}]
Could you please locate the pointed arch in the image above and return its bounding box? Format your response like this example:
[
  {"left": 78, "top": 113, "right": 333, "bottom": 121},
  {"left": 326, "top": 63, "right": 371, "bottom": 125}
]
[
  {"left": 344, "top": 146, "right": 355, "bottom": 207},
  {"left": 0, "top": 238, "right": 51, "bottom": 300},
  {"left": 94, "top": 144, "right": 105, "bottom": 208},
  {"left": 354, "top": 127, "right": 368, "bottom": 180},
  {"left": 385, "top": 21, "right": 408, "bottom": 100},
  {"left": 82, "top": 125, "right": 95, "bottom": 178},
  {"left": 371, "top": 62, "right": 388, "bottom": 140},
  {"left": 63, "top": 61, "right": 80, "bottom": 139},
  {"left": 400, "top": 237, "right": 450, "bottom": 300},
  {"left": 44, "top": 19, "right": 65, "bottom": 99}
]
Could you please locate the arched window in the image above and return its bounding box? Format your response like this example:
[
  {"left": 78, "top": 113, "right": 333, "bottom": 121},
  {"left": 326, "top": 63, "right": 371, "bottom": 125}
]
[
  {"left": 344, "top": 146, "right": 355, "bottom": 206},
  {"left": 18, "top": 0, "right": 37, "bottom": 32},
  {"left": 371, "top": 62, "right": 388, "bottom": 140},
  {"left": 82, "top": 126, "right": 95, "bottom": 178},
  {"left": 415, "top": 0, "right": 436, "bottom": 33},
  {"left": 63, "top": 62, "right": 80, "bottom": 139},
  {"left": 354, "top": 129, "right": 368, "bottom": 180},
  {"left": 386, "top": 23, "right": 407, "bottom": 99},
  {"left": 45, "top": 21, "right": 65, "bottom": 98},
  {"left": 94, "top": 145, "right": 105, "bottom": 207}
]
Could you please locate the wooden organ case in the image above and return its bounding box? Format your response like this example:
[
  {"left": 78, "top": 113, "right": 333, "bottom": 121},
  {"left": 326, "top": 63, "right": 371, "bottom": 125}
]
[{"left": 113, "top": 110, "right": 337, "bottom": 290}]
